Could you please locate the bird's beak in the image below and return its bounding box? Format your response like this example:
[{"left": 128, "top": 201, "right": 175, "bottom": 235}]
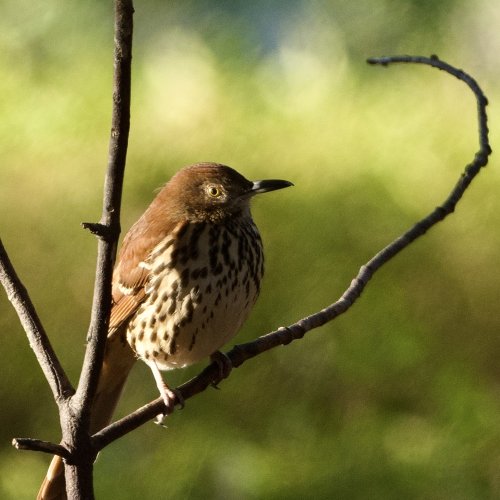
[{"left": 250, "top": 179, "right": 294, "bottom": 195}]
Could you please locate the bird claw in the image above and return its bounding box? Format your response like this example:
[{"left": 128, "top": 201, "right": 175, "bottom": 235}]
[
  {"left": 153, "top": 386, "right": 185, "bottom": 425},
  {"left": 147, "top": 360, "right": 185, "bottom": 425},
  {"left": 210, "top": 351, "right": 233, "bottom": 388},
  {"left": 171, "top": 388, "right": 185, "bottom": 409},
  {"left": 160, "top": 385, "right": 185, "bottom": 411},
  {"left": 154, "top": 414, "right": 168, "bottom": 427}
]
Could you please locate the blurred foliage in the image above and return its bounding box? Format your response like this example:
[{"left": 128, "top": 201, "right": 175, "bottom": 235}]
[{"left": 1, "top": 0, "right": 500, "bottom": 499}]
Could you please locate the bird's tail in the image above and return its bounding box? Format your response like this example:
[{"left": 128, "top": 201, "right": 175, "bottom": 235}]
[{"left": 37, "top": 329, "right": 136, "bottom": 500}]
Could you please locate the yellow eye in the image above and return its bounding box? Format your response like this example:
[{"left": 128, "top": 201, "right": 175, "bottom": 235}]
[{"left": 207, "top": 185, "right": 222, "bottom": 198}]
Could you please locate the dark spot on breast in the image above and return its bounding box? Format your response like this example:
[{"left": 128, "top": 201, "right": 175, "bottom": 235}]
[
  {"left": 221, "top": 230, "right": 231, "bottom": 265},
  {"left": 150, "top": 238, "right": 174, "bottom": 260},
  {"left": 155, "top": 301, "right": 163, "bottom": 314},
  {"left": 172, "top": 323, "right": 180, "bottom": 338},
  {"left": 150, "top": 330, "right": 157, "bottom": 342},
  {"left": 185, "top": 298, "right": 194, "bottom": 322},
  {"left": 169, "top": 340, "right": 177, "bottom": 355},
  {"left": 150, "top": 289, "right": 159, "bottom": 304},
  {"left": 188, "top": 223, "right": 206, "bottom": 260},
  {"left": 180, "top": 268, "right": 190, "bottom": 288},
  {"left": 209, "top": 247, "right": 219, "bottom": 273},
  {"left": 129, "top": 337, "right": 137, "bottom": 351},
  {"left": 167, "top": 298, "right": 177, "bottom": 315},
  {"left": 178, "top": 245, "right": 189, "bottom": 265},
  {"left": 189, "top": 327, "right": 199, "bottom": 351}
]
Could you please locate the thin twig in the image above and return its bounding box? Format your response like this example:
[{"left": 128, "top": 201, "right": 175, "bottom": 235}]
[
  {"left": 12, "top": 439, "right": 71, "bottom": 460},
  {"left": 0, "top": 239, "right": 74, "bottom": 401},
  {"left": 92, "top": 55, "right": 491, "bottom": 449}
]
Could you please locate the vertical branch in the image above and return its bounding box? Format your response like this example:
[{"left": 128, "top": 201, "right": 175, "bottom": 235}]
[{"left": 75, "top": 0, "right": 134, "bottom": 419}]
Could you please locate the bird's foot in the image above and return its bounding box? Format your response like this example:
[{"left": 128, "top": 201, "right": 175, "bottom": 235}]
[
  {"left": 210, "top": 351, "right": 233, "bottom": 389},
  {"left": 154, "top": 385, "right": 185, "bottom": 425},
  {"left": 147, "top": 360, "right": 185, "bottom": 425}
]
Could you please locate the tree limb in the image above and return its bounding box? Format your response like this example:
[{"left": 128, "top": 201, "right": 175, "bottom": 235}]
[
  {"left": 75, "top": 0, "right": 134, "bottom": 421},
  {"left": 0, "top": 239, "right": 74, "bottom": 401}
]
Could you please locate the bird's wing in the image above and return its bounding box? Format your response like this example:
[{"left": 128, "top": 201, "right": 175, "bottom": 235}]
[
  {"left": 108, "top": 218, "right": 187, "bottom": 337},
  {"left": 108, "top": 252, "right": 149, "bottom": 337}
]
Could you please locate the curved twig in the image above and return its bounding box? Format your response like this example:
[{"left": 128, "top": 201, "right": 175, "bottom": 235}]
[{"left": 91, "top": 54, "right": 491, "bottom": 450}]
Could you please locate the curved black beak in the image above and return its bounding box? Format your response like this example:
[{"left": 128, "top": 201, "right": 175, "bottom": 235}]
[{"left": 251, "top": 179, "right": 294, "bottom": 194}]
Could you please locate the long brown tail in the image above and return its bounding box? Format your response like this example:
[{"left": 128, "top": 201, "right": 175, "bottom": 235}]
[{"left": 37, "top": 329, "right": 136, "bottom": 499}]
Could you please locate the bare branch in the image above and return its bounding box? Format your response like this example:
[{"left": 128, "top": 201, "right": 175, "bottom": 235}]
[
  {"left": 75, "top": 0, "right": 134, "bottom": 417},
  {"left": 366, "top": 54, "right": 490, "bottom": 154},
  {"left": 12, "top": 439, "right": 71, "bottom": 460},
  {"left": 91, "top": 54, "right": 491, "bottom": 449},
  {"left": 0, "top": 239, "right": 74, "bottom": 401}
]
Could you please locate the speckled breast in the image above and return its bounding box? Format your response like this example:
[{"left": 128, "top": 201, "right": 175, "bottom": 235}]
[{"left": 126, "top": 218, "right": 264, "bottom": 370}]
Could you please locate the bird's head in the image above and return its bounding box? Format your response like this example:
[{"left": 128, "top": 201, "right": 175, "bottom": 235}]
[{"left": 162, "top": 163, "right": 293, "bottom": 223}]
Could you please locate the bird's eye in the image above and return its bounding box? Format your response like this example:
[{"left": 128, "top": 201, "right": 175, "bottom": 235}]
[{"left": 207, "top": 185, "right": 222, "bottom": 198}]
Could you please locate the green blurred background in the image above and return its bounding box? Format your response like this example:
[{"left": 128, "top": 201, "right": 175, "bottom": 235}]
[{"left": 1, "top": 0, "right": 500, "bottom": 498}]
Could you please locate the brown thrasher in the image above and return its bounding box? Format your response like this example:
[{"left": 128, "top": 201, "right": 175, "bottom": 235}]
[{"left": 38, "top": 162, "right": 292, "bottom": 499}]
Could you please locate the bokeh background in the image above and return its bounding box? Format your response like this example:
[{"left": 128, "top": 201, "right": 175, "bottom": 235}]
[{"left": 1, "top": 1, "right": 500, "bottom": 498}]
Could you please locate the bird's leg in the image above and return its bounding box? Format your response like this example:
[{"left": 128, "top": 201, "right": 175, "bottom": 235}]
[
  {"left": 146, "top": 360, "right": 185, "bottom": 425},
  {"left": 210, "top": 350, "right": 233, "bottom": 388}
]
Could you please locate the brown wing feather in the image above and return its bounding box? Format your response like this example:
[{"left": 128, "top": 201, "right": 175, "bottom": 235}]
[
  {"left": 108, "top": 206, "right": 187, "bottom": 338},
  {"left": 109, "top": 288, "right": 146, "bottom": 334}
]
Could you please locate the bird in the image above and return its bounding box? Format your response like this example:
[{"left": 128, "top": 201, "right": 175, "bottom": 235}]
[{"left": 37, "top": 162, "right": 293, "bottom": 499}]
